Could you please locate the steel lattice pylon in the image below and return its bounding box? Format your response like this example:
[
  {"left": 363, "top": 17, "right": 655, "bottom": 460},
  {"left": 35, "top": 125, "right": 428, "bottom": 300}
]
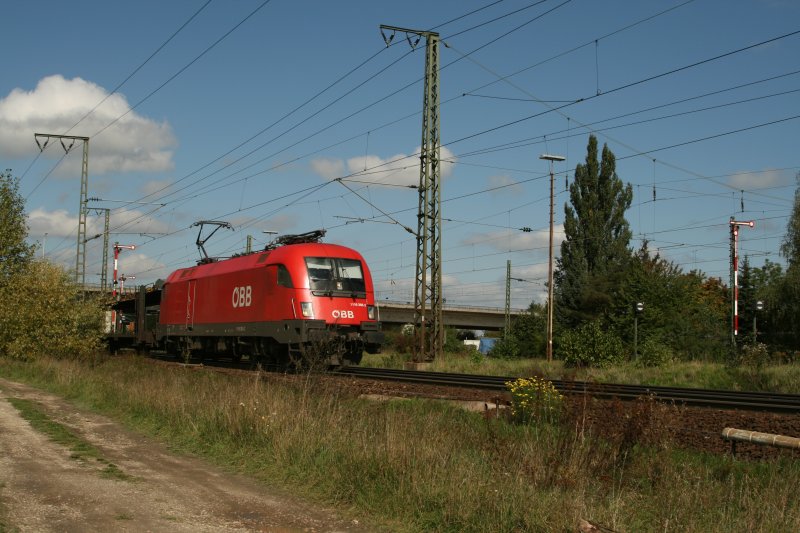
[
  {"left": 379, "top": 25, "right": 443, "bottom": 362},
  {"left": 88, "top": 208, "right": 111, "bottom": 291},
  {"left": 35, "top": 133, "right": 90, "bottom": 288}
]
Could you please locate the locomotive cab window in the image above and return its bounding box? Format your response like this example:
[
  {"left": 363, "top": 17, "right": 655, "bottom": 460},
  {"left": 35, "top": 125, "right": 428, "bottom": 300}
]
[
  {"left": 276, "top": 264, "right": 293, "bottom": 288},
  {"left": 305, "top": 257, "right": 366, "bottom": 296}
]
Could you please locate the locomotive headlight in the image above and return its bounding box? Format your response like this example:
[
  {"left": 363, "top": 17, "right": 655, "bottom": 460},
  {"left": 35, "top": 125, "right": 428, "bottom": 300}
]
[
  {"left": 367, "top": 305, "right": 376, "bottom": 320},
  {"left": 300, "top": 301, "right": 314, "bottom": 318}
]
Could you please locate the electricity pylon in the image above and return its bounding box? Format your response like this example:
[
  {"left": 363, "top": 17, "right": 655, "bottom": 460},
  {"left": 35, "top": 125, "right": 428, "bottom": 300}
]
[
  {"left": 35, "top": 133, "right": 90, "bottom": 288},
  {"left": 87, "top": 207, "right": 111, "bottom": 291},
  {"left": 380, "top": 24, "right": 442, "bottom": 362}
]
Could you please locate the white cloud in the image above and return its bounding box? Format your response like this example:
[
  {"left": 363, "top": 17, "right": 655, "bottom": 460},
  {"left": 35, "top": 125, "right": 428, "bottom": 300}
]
[
  {"left": 311, "top": 146, "right": 457, "bottom": 187},
  {"left": 140, "top": 178, "right": 174, "bottom": 196},
  {"left": 112, "top": 252, "right": 169, "bottom": 281},
  {"left": 28, "top": 208, "right": 76, "bottom": 237},
  {"left": 26, "top": 206, "right": 169, "bottom": 238},
  {"left": 310, "top": 158, "right": 345, "bottom": 180},
  {"left": 460, "top": 226, "right": 564, "bottom": 252},
  {"left": 728, "top": 168, "right": 792, "bottom": 190},
  {"left": 487, "top": 174, "right": 523, "bottom": 195},
  {"left": 111, "top": 208, "right": 170, "bottom": 235},
  {"left": 0, "top": 75, "right": 176, "bottom": 175}
]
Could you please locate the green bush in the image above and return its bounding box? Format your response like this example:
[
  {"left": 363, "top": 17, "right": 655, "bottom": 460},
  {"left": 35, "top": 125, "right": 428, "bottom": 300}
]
[
  {"left": 0, "top": 260, "right": 105, "bottom": 359},
  {"left": 488, "top": 335, "right": 521, "bottom": 359},
  {"left": 737, "top": 342, "right": 769, "bottom": 368},
  {"left": 636, "top": 338, "right": 673, "bottom": 367},
  {"left": 444, "top": 327, "right": 466, "bottom": 353},
  {"left": 383, "top": 329, "right": 415, "bottom": 354},
  {"left": 558, "top": 320, "right": 624, "bottom": 367}
]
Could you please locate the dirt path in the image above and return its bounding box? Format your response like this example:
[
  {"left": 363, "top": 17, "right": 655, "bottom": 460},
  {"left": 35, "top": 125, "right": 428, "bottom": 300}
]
[{"left": 0, "top": 378, "right": 373, "bottom": 533}]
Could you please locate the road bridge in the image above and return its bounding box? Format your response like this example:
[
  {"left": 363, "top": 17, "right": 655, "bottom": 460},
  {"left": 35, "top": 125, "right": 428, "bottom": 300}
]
[
  {"left": 92, "top": 287, "right": 527, "bottom": 332},
  {"left": 377, "top": 301, "right": 526, "bottom": 331}
]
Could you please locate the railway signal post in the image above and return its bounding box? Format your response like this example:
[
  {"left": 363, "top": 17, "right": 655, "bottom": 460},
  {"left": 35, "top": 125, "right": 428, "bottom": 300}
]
[
  {"left": 113, "top": 242, "right": 136, "bottom": 300},
  {"left": 729, "top": 218, "right": 754, "bottom": 350}
]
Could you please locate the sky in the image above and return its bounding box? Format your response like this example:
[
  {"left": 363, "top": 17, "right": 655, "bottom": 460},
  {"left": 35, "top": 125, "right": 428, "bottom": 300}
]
[{"left": 2, "top": 0, "right": 799, "bottom": 310}]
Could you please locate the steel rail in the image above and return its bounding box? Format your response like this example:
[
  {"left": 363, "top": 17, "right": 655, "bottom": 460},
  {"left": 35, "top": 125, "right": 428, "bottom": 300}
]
[{"left": 333, "top": 367, "right": 800, "bottom": 414}]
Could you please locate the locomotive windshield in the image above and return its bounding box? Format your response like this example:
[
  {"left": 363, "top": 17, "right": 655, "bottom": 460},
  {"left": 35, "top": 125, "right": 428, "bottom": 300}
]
[{"left": 306, "top": 257, "right": 366, "bottom": 296}]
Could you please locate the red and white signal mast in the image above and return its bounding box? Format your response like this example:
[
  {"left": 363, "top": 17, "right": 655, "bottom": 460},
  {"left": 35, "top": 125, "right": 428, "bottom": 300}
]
[
  {"left": 112, "top": 242, "right": 136, "bottom": 300},
  {"left": 729, "top": 218, "right": 754, "bottom": 348}
]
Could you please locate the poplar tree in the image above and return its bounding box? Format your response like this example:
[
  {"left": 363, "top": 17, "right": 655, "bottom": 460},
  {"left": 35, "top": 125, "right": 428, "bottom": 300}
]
[{"left": 555, "top": 135, "right": 633, "bottom": 327}]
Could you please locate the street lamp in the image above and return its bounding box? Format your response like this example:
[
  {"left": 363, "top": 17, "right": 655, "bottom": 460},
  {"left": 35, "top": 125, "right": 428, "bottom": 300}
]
[
  {"left": 754, "top": 300, "right": 764, "bottom": 343},
  {"left": 540, "top": 154, "right": 565, "bottom": 362},
  {"left": 634, "top": 302, "right": 644, "bottom": 359}
]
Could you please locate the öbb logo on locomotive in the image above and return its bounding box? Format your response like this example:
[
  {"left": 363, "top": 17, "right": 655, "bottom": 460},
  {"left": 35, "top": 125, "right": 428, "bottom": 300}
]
[
  {"left": 332, "top": 309, "right": 355, "bottom": 319},
  {"left": 232, "top": 285, "right": 252, "bottom": 308}
]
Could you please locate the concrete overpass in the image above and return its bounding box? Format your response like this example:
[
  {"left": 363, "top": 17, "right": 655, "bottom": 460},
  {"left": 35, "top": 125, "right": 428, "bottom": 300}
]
[{"left": 377, "top": 301, "right": 526, "bottom": 330}]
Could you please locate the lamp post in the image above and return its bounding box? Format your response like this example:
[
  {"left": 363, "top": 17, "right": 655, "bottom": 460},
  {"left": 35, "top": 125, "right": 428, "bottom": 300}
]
[
  {"left": 634, "top": 302, "right": 644, "bottom": 359},
  {"left": 754, "top": 300, "right": 763, "bottom": 343},
  {"left": 540, "top": 153, "right": 565, "bottom": 362}
]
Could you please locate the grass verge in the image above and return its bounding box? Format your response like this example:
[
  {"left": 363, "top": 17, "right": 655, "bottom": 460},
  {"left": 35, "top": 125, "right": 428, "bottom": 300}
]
[
  {"left": 1, "top": 355, "right": 799, "bottom": 531},
  {"left": 363, "top": 352, "right": 800, "bottom": 393}
]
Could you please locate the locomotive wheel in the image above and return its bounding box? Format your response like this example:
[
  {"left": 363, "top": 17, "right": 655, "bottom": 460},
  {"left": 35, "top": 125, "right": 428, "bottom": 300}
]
[
  {"left": 179, "top": 338, "right": 192, "bottom": 364},
  {"left": 343, "top": 347, "right": 363, "bottom": 366},
  {"left": 231, "top": 339, "right": 243, "bottom": 363}
]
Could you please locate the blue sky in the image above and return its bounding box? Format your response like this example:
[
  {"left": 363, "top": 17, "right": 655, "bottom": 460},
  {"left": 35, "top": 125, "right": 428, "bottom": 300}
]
[{"left": 2, "top": 0, "right": 799, "bottom": 309}]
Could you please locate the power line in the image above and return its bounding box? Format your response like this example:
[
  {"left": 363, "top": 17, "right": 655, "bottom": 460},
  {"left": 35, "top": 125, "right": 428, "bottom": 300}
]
[
  {"left": 91, "top": 0, "right": 275, "bottom": 140},
  {"left": 64, "top": 0, "right": 214, "bottom": 136}
]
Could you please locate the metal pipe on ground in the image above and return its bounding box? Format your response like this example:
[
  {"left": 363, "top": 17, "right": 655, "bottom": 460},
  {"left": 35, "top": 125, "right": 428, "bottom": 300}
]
[{"left": 721, "top": 427, "right": 800, "bottom": 452}]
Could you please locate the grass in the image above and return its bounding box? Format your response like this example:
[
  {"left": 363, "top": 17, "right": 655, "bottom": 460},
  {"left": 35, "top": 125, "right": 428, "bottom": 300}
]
[
  {"left": 363, "top": 350, "right": 800, "bottom": 393},
  {"left": 1, "top": 354, "right": 799, "bottom": 531},
  {"left": 6, "top": 397, "right": 134, "bottom": 482}
]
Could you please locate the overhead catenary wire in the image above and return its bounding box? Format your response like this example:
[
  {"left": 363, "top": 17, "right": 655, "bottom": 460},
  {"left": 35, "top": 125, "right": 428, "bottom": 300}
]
[
  {"left": 105, "top": 0, "right": 717, "bottom": 234},
  {"left": 65, "top": 5, "right": 796, "bottom": 296}
]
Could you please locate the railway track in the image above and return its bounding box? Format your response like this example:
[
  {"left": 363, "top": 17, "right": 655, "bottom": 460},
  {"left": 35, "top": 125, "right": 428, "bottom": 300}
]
[{"left": 333, "top": 367, "right": 800, "bottom": 414}]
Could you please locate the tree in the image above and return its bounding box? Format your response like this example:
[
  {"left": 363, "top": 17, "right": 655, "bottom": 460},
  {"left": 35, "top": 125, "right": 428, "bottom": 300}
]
[
  {"left": 610, "top": 242, "right": 728, "bottom": 361},
  {"left": 738, "top": 255, "right": 756, "bottom": 344},
  {"left": 555, "top": 135, "right": 633, "bottom": 327},
  {"left": 510, "top": 301, "right": 546, "bottom": 357},
  {"left": 0, "top": 168, "right": 104, "bottom": 359},
  {"left": 0, "top": 169, "right": 33, "bottom": 282},
  {"left": 0, "top": 261, "right": 104, "bottom": 359},
  {"left": 780, "top": 172, "right": 800, "bottom": 267},
  {"left": 748, "top": 259, "right": 784, "bottom": 347},
  {"left": 774, "top": 172, "right": 800, "bottom": 350}
]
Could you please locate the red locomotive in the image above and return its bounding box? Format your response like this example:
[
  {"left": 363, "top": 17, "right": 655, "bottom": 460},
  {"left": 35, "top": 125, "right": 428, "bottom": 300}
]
[{"left": 107, "top": 229, "right": 383, "bottom": 367}]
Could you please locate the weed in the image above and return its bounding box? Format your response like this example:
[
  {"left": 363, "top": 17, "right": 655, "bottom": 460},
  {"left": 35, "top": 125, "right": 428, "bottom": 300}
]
[{"left": 505, "top": 376, "right": 564, "bottom": 424}]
